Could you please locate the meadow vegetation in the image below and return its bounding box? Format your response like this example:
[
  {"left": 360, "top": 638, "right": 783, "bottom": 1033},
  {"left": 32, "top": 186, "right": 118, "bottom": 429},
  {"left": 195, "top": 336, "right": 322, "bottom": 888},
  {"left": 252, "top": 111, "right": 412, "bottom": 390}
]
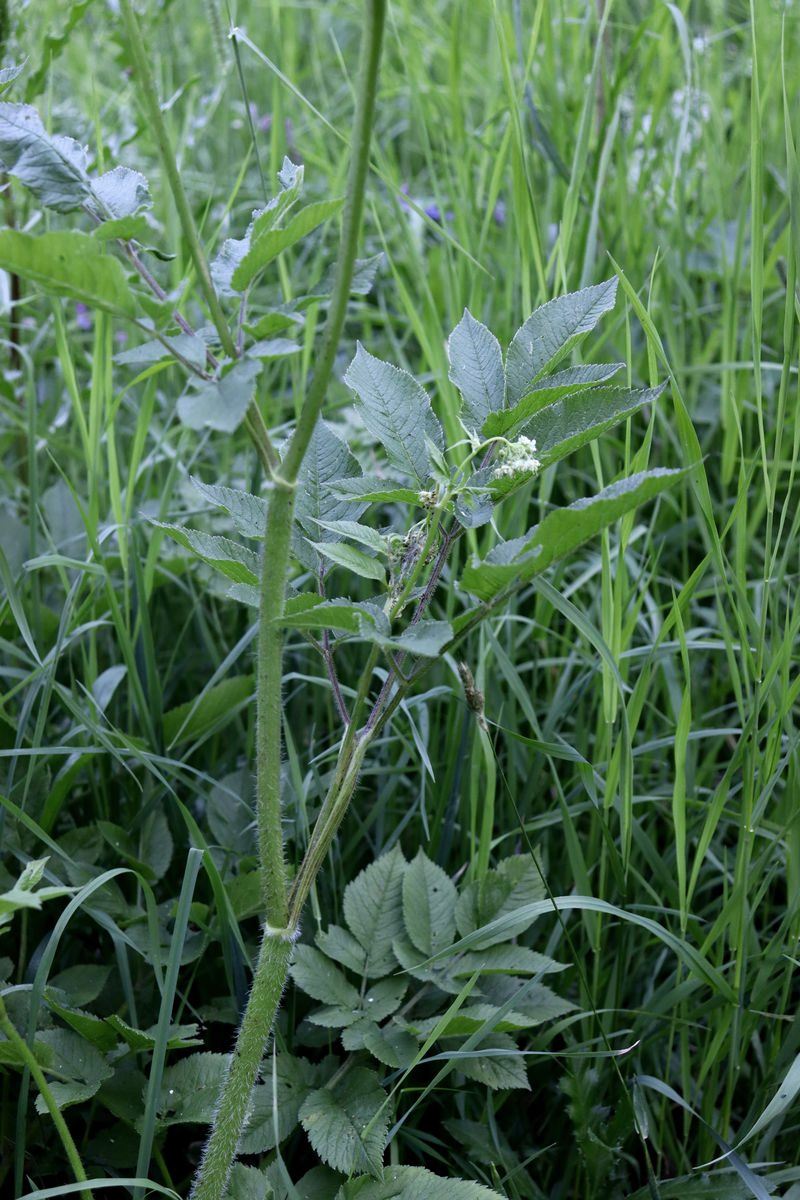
[{"left": 1, "top": 2, "right": 799, "bottom": 1198}]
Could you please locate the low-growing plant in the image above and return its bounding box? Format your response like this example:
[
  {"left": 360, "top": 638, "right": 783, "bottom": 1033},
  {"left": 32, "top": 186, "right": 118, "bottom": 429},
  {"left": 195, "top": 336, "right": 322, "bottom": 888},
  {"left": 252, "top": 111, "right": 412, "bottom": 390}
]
[{"left": 0, "top": 2, "right": 693, "bottom": 1198}]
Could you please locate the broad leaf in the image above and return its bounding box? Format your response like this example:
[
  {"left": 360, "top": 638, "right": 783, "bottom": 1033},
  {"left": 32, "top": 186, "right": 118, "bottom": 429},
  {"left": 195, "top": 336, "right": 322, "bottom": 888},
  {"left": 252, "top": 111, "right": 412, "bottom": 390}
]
[
  {"left": 460, "top": 468, "right": 686, "bottom": 601},
  {"left": 455, "top": 857, "right": 546, "bottom": 947},
  {"left": 239, "top": 1053, "right": 322, "bottom": 1153},
  {"left": 191, "top": 477, "right": 269, "bottom": 539},
  {"left": 92, "top": 164, "right": 150, "bottom": 218},
  {"left": 299, "top": 1066, "right": 389, "bottom": 1177},
  {"left": 177, "top": 359, "right": 263, "bottom": 434},
  {"left": 310, "top": 541, "right": 386, "bottom": 583},
  {"left": 505, "top": 279, "right": 618, "bottom": 406},
  {"left": 291, "top": 945, "right": 361, "bottom": 1008},
  {"left": 232, "top": 198, "right": 344, "bottom": 291},
  {"left": 364, "top": 620, "right": 453, "bottom": 660},
  {"left": 482, "top": 362, "right": 624, "bottom": 439},
  {"left": 158, "top": 1052, "right": 228, "bottom": 1125},
  {"left": 212, "top": 157, "right": 304, "bottom": 294},
  {"left": 403, "top": 850, "right": 457, "bottom": 956},
  {"left": 153, "top": 522, "right": 260, "bottom": 586},
  {"left": 315, "top": 925, "right": 366, "bottom": 974},
  {"left": 325, "top": 477, "right": 423, "bottom": 507},
  {"left": 0, "top": 101, "right": 90, "bottom": 211},
  {"left": 116, "top": 333, "right": 207, "bottom": 370},
  {"left": 442, "top": 1033, "right": 529, "bottom": 1091},
  {"left": 0, "top": 230, "right": 140, "bottom": 316},
  {"left": 343, "top": 846, "right": 407, "bottom": 978},
  {"left": 34, "top": 1027, "right": 112, "bottom": 1113},
  {"left": 345, "top": 345, "right": 438, "bottom": 488},
  {"left": 447, "top": 309, "right": 505, "bottom": 428},
  {"left": 529, "top": 383, "right": 666, "bottom": 468},
  {"left": 163, "top": 675, "right": 254, "bottom": 745},
  {"left": 277, "top": 595, "right": 365, "bottom": 634},
  {"left": 336, "top": 1165, "right": 502, "bottom": 1200}
]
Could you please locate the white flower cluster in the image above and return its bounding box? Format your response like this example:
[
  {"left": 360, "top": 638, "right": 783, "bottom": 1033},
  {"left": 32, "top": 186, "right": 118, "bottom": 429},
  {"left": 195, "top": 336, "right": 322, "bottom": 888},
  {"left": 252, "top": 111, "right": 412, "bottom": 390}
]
[{"left": 493, "top": 435, "right": 541, "bottom": 480}]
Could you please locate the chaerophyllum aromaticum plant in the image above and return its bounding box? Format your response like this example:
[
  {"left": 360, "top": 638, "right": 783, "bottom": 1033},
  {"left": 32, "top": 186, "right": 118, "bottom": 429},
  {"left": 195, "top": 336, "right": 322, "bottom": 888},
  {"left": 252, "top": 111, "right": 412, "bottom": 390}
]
[{"left": 0, "top": 1, "right": 689, "bottom": 1197}]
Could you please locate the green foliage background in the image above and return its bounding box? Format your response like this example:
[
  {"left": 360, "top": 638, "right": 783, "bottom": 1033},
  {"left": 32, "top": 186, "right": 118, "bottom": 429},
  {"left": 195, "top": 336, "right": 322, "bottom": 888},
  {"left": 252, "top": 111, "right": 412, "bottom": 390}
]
[{"left": 1, "top": 1, "right": 799, "bottom": 1197}]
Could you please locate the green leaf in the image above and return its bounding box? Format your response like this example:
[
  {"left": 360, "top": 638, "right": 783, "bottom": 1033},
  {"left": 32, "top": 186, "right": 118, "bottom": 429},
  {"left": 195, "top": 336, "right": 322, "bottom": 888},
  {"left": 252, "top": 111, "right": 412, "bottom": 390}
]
[
  {"left": 0, "top": 229, "right": 140, "bottom": 316},
  {"left": 49, "top": 964, "right": 111, "bottom": 1007},
  {"left": 406, "top": 1002, "right": 543, "bottom": 1037},
  {"left": 314, "top": 519, "right": 387, "bottom": 556},
  {"left": 442, "top": 1033, "right": 529, "bottom": 1091},
  {"left": 92, "top": 213, "right": 152, "bottom": 242},
  {"left": 246, "top": 308, "right": 305, "bottom": 339},
  {"left": 232, "top": 198, "right": 344, "bottom": 291},
  {"left": 163, "top": 674, "right": 254, "bottom": 745},
  {"left": 277, "top": 595, "right": 365, "bottom": 634},
  {"left": 104, "top": 1014, "right": 201, "bottom": 1052},
  {"left": 361, "top": 1024, "right": 418, "bottom": 1069},
  {"left": 295, "top": 420, "right": 366, "bottom": 570},
  {"left": 212, "top": 157, "right": 305, "bottom": 295},
  {"left": 177, "top": 359, "right": 263, "bottom": 434},
  {"left": 505, "top": 279, "right": 619, "bottom": 406},
  {"left": 325, "top": 477, "right": 423, "bottom": 506},
  {"left": 43, "top": 997, "right": 118, "bottom": 1052},
  {"left": 96, "top": 810, "right": 173, "bottom": 882},
  {"left": 343, "top": 846, "right": 407, "bottom": 978},
  {"left": 528, "top": 383, "right": 666, "bottom": 467},
  {"left": 92, "top": 164, "right": 151, "bottom": 218},
  {"left": 116, "top": 333, "right": 207, "bottom": 370},
  {"left": 0, "top": 857, "right": 73, "bottom": 932},
  {"left": 207, "top": 769, "right": 255, "bottom": 856},
  {"left": 303, "top": 252, "right": 384, "bottom": 304},
  {"left": 300, "top": 1066, "right": 389, "bottom": 1177},
  {"left": 345, "top": 345, "right": 438, "bottom": 488},
  {"left": 0, "top": 101, "right": 90, "bottom": 211},
  {"left": 315, "top": 925, "right": 366, "bottom": 974},
  {"left": 238, "top": 1053, "right": 322, "bottom": 1153},
  {"left": 34, "top": 1027, "right": 112, "bottom": 1112},
  {"left": 449, "top": 945, "right": 567, "bottom": 978},
  {"left": 191, "top": 477, "right": 269, "bottom": 539},
  {"left": 158, "top": 1052, "right": 229, "bottom": 1125},
  {"left": 454, "top": 857, "right": 545, "bottom": 947},
  {"left": 310, "top": 541, "right": 386, "bottom": 583},
  {"left": 482, "top": 362, "right": 624, "bottom": 438},
  {"left": 365, "top": 620, "right": 453, "bottom": 660},
  {"left": 291, "top": 944, "right": 361, "bottom": 1008},
  {"left": 447, "top": 309, "right": 505, "bottom": 428},
  {"left": 403, "top": 850, "right": 457, "bottom": 956},
  {"left": 336, "top": 1165, "right": 502, "bottom": 1200},
  {"left": 460, "top": 468, "right": 687, "bottom": 601},
  {"left": 248, "top": 337, "right": 300, "bottom": 360},
  {"left": 153, "top": 522, "right": 261, "bottom": 586}
]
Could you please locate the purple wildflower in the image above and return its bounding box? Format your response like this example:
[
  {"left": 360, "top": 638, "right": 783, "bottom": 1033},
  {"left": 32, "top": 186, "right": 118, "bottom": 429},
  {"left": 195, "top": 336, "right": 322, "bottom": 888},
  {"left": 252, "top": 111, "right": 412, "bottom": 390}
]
[{"left": 75, "top": 303, "right": 92, "bottom": 332}]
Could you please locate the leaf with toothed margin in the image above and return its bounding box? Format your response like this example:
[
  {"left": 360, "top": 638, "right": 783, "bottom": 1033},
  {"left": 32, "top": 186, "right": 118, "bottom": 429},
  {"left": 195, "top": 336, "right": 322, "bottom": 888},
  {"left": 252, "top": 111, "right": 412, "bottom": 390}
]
[
  {"left": 528, "top": 382, "right": 667, "bottom": 467},
  {"left": 299, "top": 1067, "right": 389, "bottom": 1177},
  {"left": 212, "top": 157, "right": 304, "bottom": 295},
  {"left": 309, "top": 541, "right": 386, "bottom": 583},
  {"left": 504, "top": 279, "right": 619, "bottom": 406},
  {"left": 115, "top": 333, "right": 207, "bottom": 370},
  {"left": 447, "top": 308, "right": 505, "bottom": 428},
  {"left": 345, "top": 345, "right": 439, "bottom": 488},
  {"left": 325, "top": 477, "right": 423, "bottom": 506},
  {"left": 343, "top": 847, "right": 407, "bottom": 978},
  {"left": 460, "top": 468, "right": 687, "bottom": 601},
  {"left": 336, "top": 1166, "right": 503, "bottom": 1200},
  {"left": 190, "top": 477, "right": 269, "bottom": 539},
  {"left": 232, "top": 198, "right": 344, "bottom": 291},
  {"left": 152, "top": 522, "right": 260, "bottom": 585},
  {"left": 482, "top": 362, "right": 624, "bottom": 438},
  {"left": 0, "top": 101, "right": 90, "bottom": 210}
]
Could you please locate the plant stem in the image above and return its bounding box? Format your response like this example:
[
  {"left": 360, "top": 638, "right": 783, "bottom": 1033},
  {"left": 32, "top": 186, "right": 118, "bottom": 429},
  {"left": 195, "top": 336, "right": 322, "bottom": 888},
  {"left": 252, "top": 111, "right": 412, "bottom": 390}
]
[
  {"left": 119, "top": 0, "right": 237, "bottom": 358},
  {"left": 119, "top": 0, "right": 280, "bottom": 479},
  {"left": 0, "top": 996, "right": 91, "bottom": 1200},
  {"left": 190, "top": 4, "right": 386, "bottom": 1196},
  {"left": 189, "top": 930, "right": 293, "bottom": 1200}
]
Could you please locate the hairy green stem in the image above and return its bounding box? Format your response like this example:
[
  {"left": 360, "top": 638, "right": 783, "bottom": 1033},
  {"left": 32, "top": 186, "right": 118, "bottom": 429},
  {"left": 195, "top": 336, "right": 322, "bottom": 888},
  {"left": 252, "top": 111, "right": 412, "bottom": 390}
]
[
  {"left": 0, "top": 995, "right": 91, "bottom": 1200},
  {"left": 189, "top": 932, "right": 293, "bottom": 1200},
  {"left": 189, "top": 4, "right": 386, "bottom": 1196}
]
